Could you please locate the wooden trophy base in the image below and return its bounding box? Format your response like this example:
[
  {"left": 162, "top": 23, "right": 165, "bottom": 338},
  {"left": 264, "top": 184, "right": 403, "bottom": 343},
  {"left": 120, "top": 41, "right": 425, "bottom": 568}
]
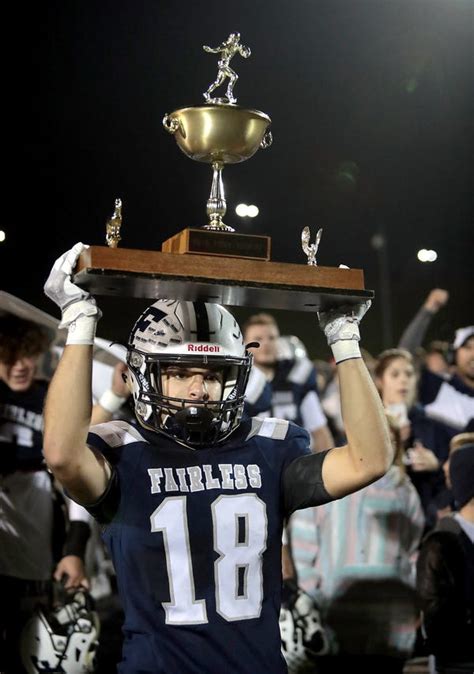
[
  {"left": 161, "top": 228, "right": 271, "bottom": 261},
  {"left": 74, "top": 246, "right": 373, "bottom": 312}
]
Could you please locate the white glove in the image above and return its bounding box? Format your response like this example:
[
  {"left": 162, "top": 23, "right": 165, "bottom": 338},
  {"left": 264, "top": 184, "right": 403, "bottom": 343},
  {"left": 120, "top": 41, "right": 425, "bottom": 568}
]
[
  {"left": 317, "top": 300, "right": 371, "bottom": 363},
  {"left": 44, "top": 242, "right": 102, "bottom": 345}
]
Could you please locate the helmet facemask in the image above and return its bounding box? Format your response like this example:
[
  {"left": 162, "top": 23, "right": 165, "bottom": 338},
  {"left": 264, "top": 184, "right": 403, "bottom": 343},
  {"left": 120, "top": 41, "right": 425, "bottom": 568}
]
[
  {"left": 127, "top": 351, "right": 252, "bottom": 448},
  {"left": 20, "top": 588, "right": 100, "bottom": 674}
]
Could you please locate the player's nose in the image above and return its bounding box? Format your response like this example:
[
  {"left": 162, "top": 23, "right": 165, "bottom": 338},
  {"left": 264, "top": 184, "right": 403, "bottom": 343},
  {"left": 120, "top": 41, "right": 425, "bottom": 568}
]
[{"left": 188, "top": 374, "right": 209, "bottom": 401}]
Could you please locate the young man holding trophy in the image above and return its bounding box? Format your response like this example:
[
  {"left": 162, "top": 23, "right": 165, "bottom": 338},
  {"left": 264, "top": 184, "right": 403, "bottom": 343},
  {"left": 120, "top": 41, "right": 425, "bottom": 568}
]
[{"left": 41, "top": 241, "right": 392, "bottom": 674}]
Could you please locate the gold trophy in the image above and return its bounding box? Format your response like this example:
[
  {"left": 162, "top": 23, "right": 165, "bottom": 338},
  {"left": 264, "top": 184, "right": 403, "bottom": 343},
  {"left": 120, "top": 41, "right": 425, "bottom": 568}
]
[
  {"left": 74, "top": 33, "right": 373, "bottom": 313},
  {"left": 161, "top": 32, "right": 273, "bottom": 260}
]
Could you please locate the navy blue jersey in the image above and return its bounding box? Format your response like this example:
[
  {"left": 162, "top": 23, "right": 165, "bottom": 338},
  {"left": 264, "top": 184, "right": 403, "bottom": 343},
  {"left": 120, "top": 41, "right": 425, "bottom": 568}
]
[
  {"left": 0, "top": 379, "right": 47, "bottom": 474},
  {"left": 85, "top": 416, "right": 331, "bottom": 674},
  {"left": 245, "top": 358, "right": 326, "bottom": 432},
  {"left": 419, "top": 368, "right": 474, "bottom": 432}
]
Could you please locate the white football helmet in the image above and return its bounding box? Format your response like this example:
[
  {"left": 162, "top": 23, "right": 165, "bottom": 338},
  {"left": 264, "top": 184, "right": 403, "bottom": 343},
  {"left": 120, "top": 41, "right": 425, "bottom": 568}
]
[
  {"left": 280, "top": 582, "right": 330, "bottom": 672},
  {"left": 126, "top": 299, "right": 253, "bottom": 448},
  {"left": 20, "top": 589, "right": 100, "bottom": 674}
]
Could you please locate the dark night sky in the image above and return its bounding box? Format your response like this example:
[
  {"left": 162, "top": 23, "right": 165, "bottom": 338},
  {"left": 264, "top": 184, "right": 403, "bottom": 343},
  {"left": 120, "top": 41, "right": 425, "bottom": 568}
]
[{"left": 2, "top": 0, "right": 473, "bottom": 357}]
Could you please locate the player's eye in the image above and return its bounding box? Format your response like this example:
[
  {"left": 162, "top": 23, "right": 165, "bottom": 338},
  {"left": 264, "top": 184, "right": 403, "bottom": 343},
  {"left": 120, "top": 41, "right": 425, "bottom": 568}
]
[
  {"left": 165, "top": 368, "right": 187, "bottom": 380},
  {"left": 205, "top": 372, "right": 223, "bottom": 384}
]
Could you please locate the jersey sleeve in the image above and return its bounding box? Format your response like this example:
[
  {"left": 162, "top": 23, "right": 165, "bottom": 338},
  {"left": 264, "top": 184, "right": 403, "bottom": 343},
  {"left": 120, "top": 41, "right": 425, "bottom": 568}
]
[
  {"left": 81, "top": 467, "right": 121, "bottom": 525},
  {"left": 282, "top": 448, "right": 333, "bottom": 516}
]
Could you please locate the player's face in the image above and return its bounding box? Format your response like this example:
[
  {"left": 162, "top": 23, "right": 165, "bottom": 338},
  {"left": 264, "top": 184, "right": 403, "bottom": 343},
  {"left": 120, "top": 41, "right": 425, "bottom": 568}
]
[
  {"left": 455, "top": 336, "right": 474, "bottom": 381},
  {"left": 245, "top": 323, "right": 280, "bottom": 366},
  {"left": 0, "top": 353, "right": 39, "bottom": 392},
  {"left": 378, "top": 357, "right": 416, "bottom": 407},
  {"left": 161, "top": 365, "right": 224, "bottom": 404}
]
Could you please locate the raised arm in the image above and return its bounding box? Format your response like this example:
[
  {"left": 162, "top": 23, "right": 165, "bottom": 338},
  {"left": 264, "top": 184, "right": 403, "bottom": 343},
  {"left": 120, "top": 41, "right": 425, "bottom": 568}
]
[
  {"left": 318, "top": 301, "right": 393, "bottom": 497},
  {"left": 398, "top": 288, "right": 449, "bottom": 354},
  {"left": 43, "top": 243, "right": 111, "bottom": 505}
]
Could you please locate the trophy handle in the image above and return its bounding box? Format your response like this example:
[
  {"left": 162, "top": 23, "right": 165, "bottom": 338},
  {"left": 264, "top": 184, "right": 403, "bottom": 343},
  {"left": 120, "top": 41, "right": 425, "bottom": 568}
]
[
  {"left": 162, "top": 113, "right": 181, "bottom": 135},
  {"left": 260, "top": 130, "right": 273, "bottom": 149}
]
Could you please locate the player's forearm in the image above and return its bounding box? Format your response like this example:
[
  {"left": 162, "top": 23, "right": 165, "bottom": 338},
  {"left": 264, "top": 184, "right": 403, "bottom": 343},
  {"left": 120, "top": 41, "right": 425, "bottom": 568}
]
[
  {"left": 44, "top": 344, "right": 93, "bottom": 471},
  {"left": 338, "top": 358, "right": 393, "bottom": 478}
]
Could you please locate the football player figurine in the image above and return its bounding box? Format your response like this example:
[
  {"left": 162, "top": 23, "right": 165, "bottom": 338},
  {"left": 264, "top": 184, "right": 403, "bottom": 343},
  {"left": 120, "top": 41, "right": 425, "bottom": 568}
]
[
  {"left": 43, "top": 242, "right": 392, "bottom": 674},
  {"left": 203, "top": 32, "right": 251, "bottom": 104}
]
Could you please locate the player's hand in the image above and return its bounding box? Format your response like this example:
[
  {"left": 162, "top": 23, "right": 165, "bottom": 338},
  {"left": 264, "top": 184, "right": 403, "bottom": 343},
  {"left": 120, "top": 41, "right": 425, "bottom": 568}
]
[
  {"left": 44, "top": 242, "right": 101, "bottom": 330},
  {"left": 54, "top": 554, "right": 90, "bottom": 590},
  {"left": 317, "top": 300, "right": 371, "bottom": 346}
]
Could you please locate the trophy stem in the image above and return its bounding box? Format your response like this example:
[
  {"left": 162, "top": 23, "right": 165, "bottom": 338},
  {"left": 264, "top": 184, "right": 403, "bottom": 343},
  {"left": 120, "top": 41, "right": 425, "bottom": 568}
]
[{"left": 205, "top": 161, "right": 234, "bottom": 232}]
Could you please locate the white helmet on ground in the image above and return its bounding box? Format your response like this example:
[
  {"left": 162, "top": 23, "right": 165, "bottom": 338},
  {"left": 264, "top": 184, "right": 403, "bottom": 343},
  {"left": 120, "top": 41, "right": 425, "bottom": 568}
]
[
  {"left": 20, "top": 589, "right": 100, "bottom": 674},
  {"left": 126, "top": 299, "right": 253, "bottom": 448}
]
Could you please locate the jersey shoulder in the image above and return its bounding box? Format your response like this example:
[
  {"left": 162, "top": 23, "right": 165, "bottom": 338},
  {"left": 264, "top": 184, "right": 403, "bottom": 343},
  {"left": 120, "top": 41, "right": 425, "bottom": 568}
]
[
  {"left": 245, "top": 416, "right": 309, "bottom": 443},
  {"left": 87, "top": 420, "right": 148, "bottom": 462}
]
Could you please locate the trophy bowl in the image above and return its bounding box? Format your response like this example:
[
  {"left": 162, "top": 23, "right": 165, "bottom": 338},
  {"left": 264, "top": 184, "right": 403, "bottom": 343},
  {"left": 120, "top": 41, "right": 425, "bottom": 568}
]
[{"left": 163, "top": 105, "right": 272, "bottom": 164}]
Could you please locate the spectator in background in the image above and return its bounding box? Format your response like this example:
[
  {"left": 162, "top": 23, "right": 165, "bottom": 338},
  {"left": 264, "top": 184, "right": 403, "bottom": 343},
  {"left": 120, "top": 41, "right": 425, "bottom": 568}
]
[
  {"left": 435, "top": 431, "right": 474, "bottom": 520},
  {"left": 398, "top": 289, "right": 474, "bottom": 433},
  {"left": 374, "top": 347, "right": 452, "bottom": 531},
  {"left": 0, "top": 314, "right": 91, "bottom": 673},
  {"left": 416, "top": 442, "right": 474, "bottom": 674},
  {"left": 243, "top": 312, "right": 334, "bottom": 452},
  {"left": 418, "top": 325, "right": 474, "bottom": 431}
]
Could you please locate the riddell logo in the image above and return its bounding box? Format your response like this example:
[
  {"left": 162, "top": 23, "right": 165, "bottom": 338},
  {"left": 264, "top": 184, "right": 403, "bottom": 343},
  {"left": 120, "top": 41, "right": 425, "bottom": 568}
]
[{"left": 187, "top": 344, "right": 221, "bottom": 352}]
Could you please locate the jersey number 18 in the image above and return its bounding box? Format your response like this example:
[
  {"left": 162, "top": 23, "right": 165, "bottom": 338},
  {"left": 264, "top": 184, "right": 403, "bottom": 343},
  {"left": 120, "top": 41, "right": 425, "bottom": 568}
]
[{"left": 151, "top": 493, "right": 267, "bottom": 624}]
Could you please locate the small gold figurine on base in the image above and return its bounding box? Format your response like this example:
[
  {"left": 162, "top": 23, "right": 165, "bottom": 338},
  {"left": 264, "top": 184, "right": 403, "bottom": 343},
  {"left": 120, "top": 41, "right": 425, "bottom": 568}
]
[{"left": 105, "top": 198, "right": 122, "bottom": 248}]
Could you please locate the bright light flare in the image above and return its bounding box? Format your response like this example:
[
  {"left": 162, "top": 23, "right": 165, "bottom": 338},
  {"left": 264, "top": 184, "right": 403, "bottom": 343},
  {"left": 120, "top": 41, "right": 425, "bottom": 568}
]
[
  {"left": 235, "top": 203, "right": 259, "bottom": 218},
  {"left": 246, "top": 205, "right": 259, "bottom": 217},
  {"left": 417, "top": 248, "right": 438, "bottom": 263},
  {"left": 0, "top": 231, "right": 5, "bottom": 243}
]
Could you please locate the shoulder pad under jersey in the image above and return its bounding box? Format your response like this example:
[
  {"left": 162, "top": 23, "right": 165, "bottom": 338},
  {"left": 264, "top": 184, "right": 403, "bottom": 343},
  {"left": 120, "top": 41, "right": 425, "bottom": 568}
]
[
  {"left": 88, "top": 420, "right": 148, "bottom": 448},
  {"left": 246, "top": 417, "right": 291, "bottom": 441}
]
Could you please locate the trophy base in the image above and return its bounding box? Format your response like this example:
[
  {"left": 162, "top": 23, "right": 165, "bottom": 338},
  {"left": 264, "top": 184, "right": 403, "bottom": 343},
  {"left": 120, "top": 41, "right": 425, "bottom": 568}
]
[
  {"left": 161, "top": 228, "right": 271, "bottom": 261},
  {"left": 73, "top": 246, "right": 373, "bottom": 312}
]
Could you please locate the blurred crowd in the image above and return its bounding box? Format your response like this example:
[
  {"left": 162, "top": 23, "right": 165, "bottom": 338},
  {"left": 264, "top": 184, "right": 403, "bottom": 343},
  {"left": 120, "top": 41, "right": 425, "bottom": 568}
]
[{"left": 0, "top": 287, "right": 472, "bottom": 673}]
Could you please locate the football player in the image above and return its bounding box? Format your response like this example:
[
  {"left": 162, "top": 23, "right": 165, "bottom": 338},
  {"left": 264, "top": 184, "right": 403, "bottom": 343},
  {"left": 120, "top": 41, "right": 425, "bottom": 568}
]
[{"left": 42, "top": 242, "right": 392, "bottom": 674}]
